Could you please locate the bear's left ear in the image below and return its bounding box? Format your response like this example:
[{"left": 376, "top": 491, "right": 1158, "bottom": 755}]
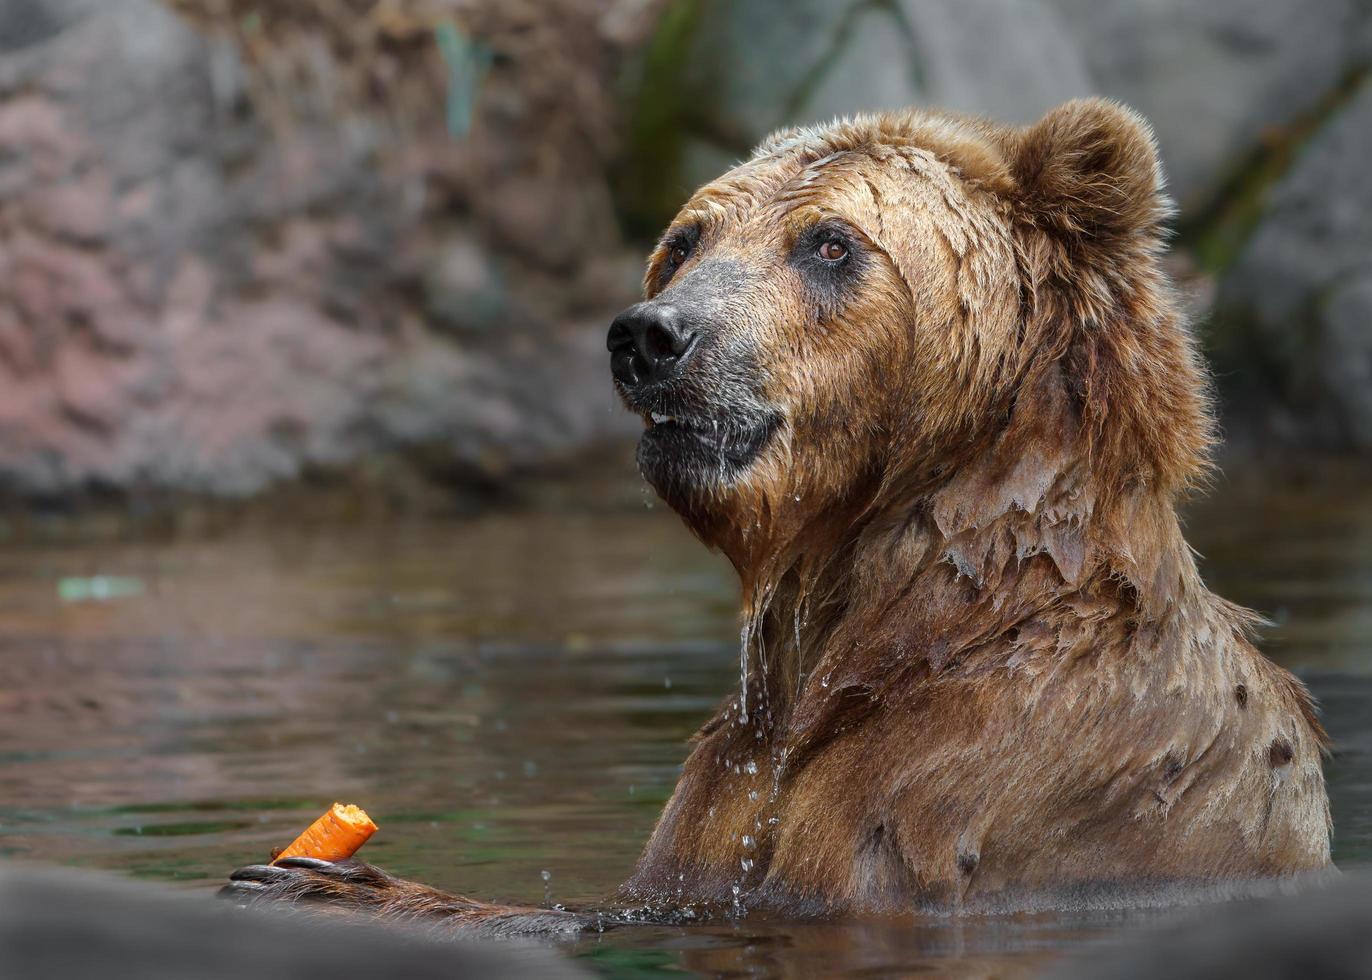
[
  {"left": 1000, "top": 99, "right": 1213, "bottom": 500},
  {"left": 1007, "top": 98, "right": 1171, "bottom": 252}
]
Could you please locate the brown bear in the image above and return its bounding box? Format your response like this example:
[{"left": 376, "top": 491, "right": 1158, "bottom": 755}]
[{"left": 224, "top": 98, "right": 1332, "bottom": 929}]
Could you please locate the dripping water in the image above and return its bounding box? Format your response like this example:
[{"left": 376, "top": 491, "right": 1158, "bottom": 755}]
[{"left": 738, "top": 621, "right": 750, "bottom": 720}]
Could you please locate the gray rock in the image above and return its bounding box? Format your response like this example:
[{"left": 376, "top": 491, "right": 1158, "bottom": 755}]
[
  {"left": 0, "top": 0, "right": 98, "bottom": 53},
  {"left": 0, "top": 0, "right": 638, "bottom": 504},
  {"left": 653, "top": 0, "right": 1092, "bottom": 200},
  {"left": 1046, "top": 0, "right": 1371, "bottom": 210},
  {"left": 1214, "top": 78, "right": 1372, "bottom": 452},
  {"left": 797, "top": 4, "right": 921, "bottom": 127},
  {"left": 891, "top": 0, "right": 1092, "bottom": 125},
  {"left": 423, "top": 235, "right": 510, "bottom": 336},
  {"left": 0, "top": 864, "right": 590, "bottom": 979},
  {"left": 1050, "top": 872, "right": 1372, "bottom": 979},
  {"left": 679, "top": 0, "right": 864, "bottom": 145}
]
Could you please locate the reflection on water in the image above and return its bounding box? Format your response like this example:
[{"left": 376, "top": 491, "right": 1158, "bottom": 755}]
[{"left": 0, "top": 463, "right": 1370, "bottom": 977}]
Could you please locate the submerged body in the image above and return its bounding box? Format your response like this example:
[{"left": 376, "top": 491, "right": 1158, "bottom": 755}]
[{"left": 224, "top": 98, "right": 1331, "bottom": 926}]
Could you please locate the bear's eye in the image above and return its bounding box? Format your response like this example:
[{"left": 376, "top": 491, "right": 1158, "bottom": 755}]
[
  {"left": 660, "top": 228, "right": 699, "bottom": 281},
  {"left": 817, "top": 239, "right": 848, "bottom": 262}
]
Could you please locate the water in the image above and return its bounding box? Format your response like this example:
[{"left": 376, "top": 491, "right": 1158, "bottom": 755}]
[{"left": 0, "top": 462, "right": 1370, "bottom": 977}]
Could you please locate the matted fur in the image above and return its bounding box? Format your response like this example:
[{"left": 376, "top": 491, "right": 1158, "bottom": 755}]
[
  {"left": 621, "top": 98, "right": 1329, "bottom": 914},
  {"left": 223, "top": 99, "right": 1332, "bottom": 925}
]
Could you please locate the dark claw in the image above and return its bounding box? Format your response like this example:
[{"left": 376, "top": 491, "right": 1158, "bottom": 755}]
[
  {"left": 218, "top": 857, "right": 392, "bottom": 910},
  {"left": 221, "top": 878, "right": 270, "bottom": 892},
  {"left": 275, "top": 858, "right": 391, "bottom": 887},
  {"left": 270, "top": 857, "right": 336, "bottom": 872},
  {"left": 226, "top": 859, "right": 345, "bottom": 886},
  {"left": 216, "top": 879, "right": 271, "bottom": 902},
  {"left": 227, "top": 863, "right": 293, "bottom": 885}
]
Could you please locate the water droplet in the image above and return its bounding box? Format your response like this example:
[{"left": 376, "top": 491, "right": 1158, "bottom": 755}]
[
  {"left": 664, "top": 676, "right": 672, "bottom": 689},
  {"left": 738, "top": 625, "right": 750, "bottom": 718},
  {"left": 748, "top": 790, "right": 759, "bottom": 801},
  {"left": 741, "top": 858, "right": 754, "bottom": 872},
  {"left": 731, "top": 884, "right": 741, "bottom": 897},
  {"left": 744, "top": 760, "right": 758, "bottom": 775},
  {"left": 742, "top": 835, "right": 754, "bottom": 848},
  {"left": 541, "top": 869, "right": 552, "bottom": 882}
]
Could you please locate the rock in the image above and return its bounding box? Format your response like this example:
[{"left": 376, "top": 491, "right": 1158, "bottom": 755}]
[
  {"left": 886, "top": 0, "right": 1092, "bottom": 125},
  {"left": 621, "top": 0, "right": 1091, "bottom": 228},
  {"left": 677, "top": 0, "right": 861, "bottom": 145},
  {"left": 422, "top": 234, "right": 509, "bottom": 336},
  {"left": 695, "top": 0, "right": 1091, "bottom": 137},
  {"left": 0, "top": 0, "right": 641, "bottom": 505},
  {"left": 1212, "top": 78, "right": 1372, "bottom": 452},
  {"left": 627, "top": 0, "right": 1371, "bottom": 223},
  {"left": 797, "top": 4, "right": 921, "bottom": 128},
  {"left": 1045, "top": 0, "right": 1371, "bottom": 210},
  {"left": 1050, "top": 873, "right": 1372, "bottom": 979},
  {"left": 0, "top": 864, "right": 590, "bottom": 979},
  {"left": 0, "top": 0, "right": 98, "bottom": 53}
]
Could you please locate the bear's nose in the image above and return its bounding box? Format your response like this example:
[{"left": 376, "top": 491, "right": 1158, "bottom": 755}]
[{"left": 607, "top": 302, "right": 698, "bottom": 388}]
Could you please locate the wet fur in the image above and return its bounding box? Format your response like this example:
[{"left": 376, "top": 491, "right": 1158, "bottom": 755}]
[{"left": 223, "top": 99, "right": 1332, "bottom": 928}]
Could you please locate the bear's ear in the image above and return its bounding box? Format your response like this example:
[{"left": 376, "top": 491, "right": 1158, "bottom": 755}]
[
  {"left": 1007, "top": 98, "right": 1171, "bottom": 249},
  {"left": 1001, "top": 100, "right": 1213, "bottom": 499}
]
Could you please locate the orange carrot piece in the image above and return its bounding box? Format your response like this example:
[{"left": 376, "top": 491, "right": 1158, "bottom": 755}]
[{"left": 272, "top": 803, "right": 378, "bottom": 864}]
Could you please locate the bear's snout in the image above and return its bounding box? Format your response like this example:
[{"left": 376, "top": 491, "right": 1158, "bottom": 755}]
[{"left": 607, "top": 302, "right": 699, "bottom": 389}]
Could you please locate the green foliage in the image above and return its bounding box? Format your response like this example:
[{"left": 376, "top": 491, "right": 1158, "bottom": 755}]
[{"left": 612, "top": 1, "right": 708, "bottom": 241}]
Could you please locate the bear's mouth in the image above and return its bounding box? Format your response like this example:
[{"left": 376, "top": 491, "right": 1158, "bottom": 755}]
[{"left": 636, "top": 406, "right": 782, "bottom": 497}]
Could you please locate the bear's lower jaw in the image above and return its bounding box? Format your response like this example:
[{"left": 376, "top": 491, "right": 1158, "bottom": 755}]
[{"left": 636, "top": 409, "right": 781, "bottom": 503}]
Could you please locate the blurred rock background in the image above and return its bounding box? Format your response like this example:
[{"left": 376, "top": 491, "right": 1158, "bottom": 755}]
[{"left": 1, "top": 0, "right": 1369, "bottom": 512}]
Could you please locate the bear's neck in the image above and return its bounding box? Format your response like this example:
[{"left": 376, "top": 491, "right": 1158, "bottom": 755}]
[{"left": 728, "top": 468, "right": 1211, "bottom": 746}]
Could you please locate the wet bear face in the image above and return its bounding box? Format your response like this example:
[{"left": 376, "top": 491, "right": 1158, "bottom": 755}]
[
  {"left": 610, "top": 102, "right": 1210, "bottom": 557},
  {"left": 609, "top": 129, "right": 1020, "bottom": 543}
]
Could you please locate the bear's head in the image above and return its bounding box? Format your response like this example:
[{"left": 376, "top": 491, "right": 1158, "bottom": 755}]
[{"left": 609, "top": 99, "right": 1212, "bottom": 573}]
